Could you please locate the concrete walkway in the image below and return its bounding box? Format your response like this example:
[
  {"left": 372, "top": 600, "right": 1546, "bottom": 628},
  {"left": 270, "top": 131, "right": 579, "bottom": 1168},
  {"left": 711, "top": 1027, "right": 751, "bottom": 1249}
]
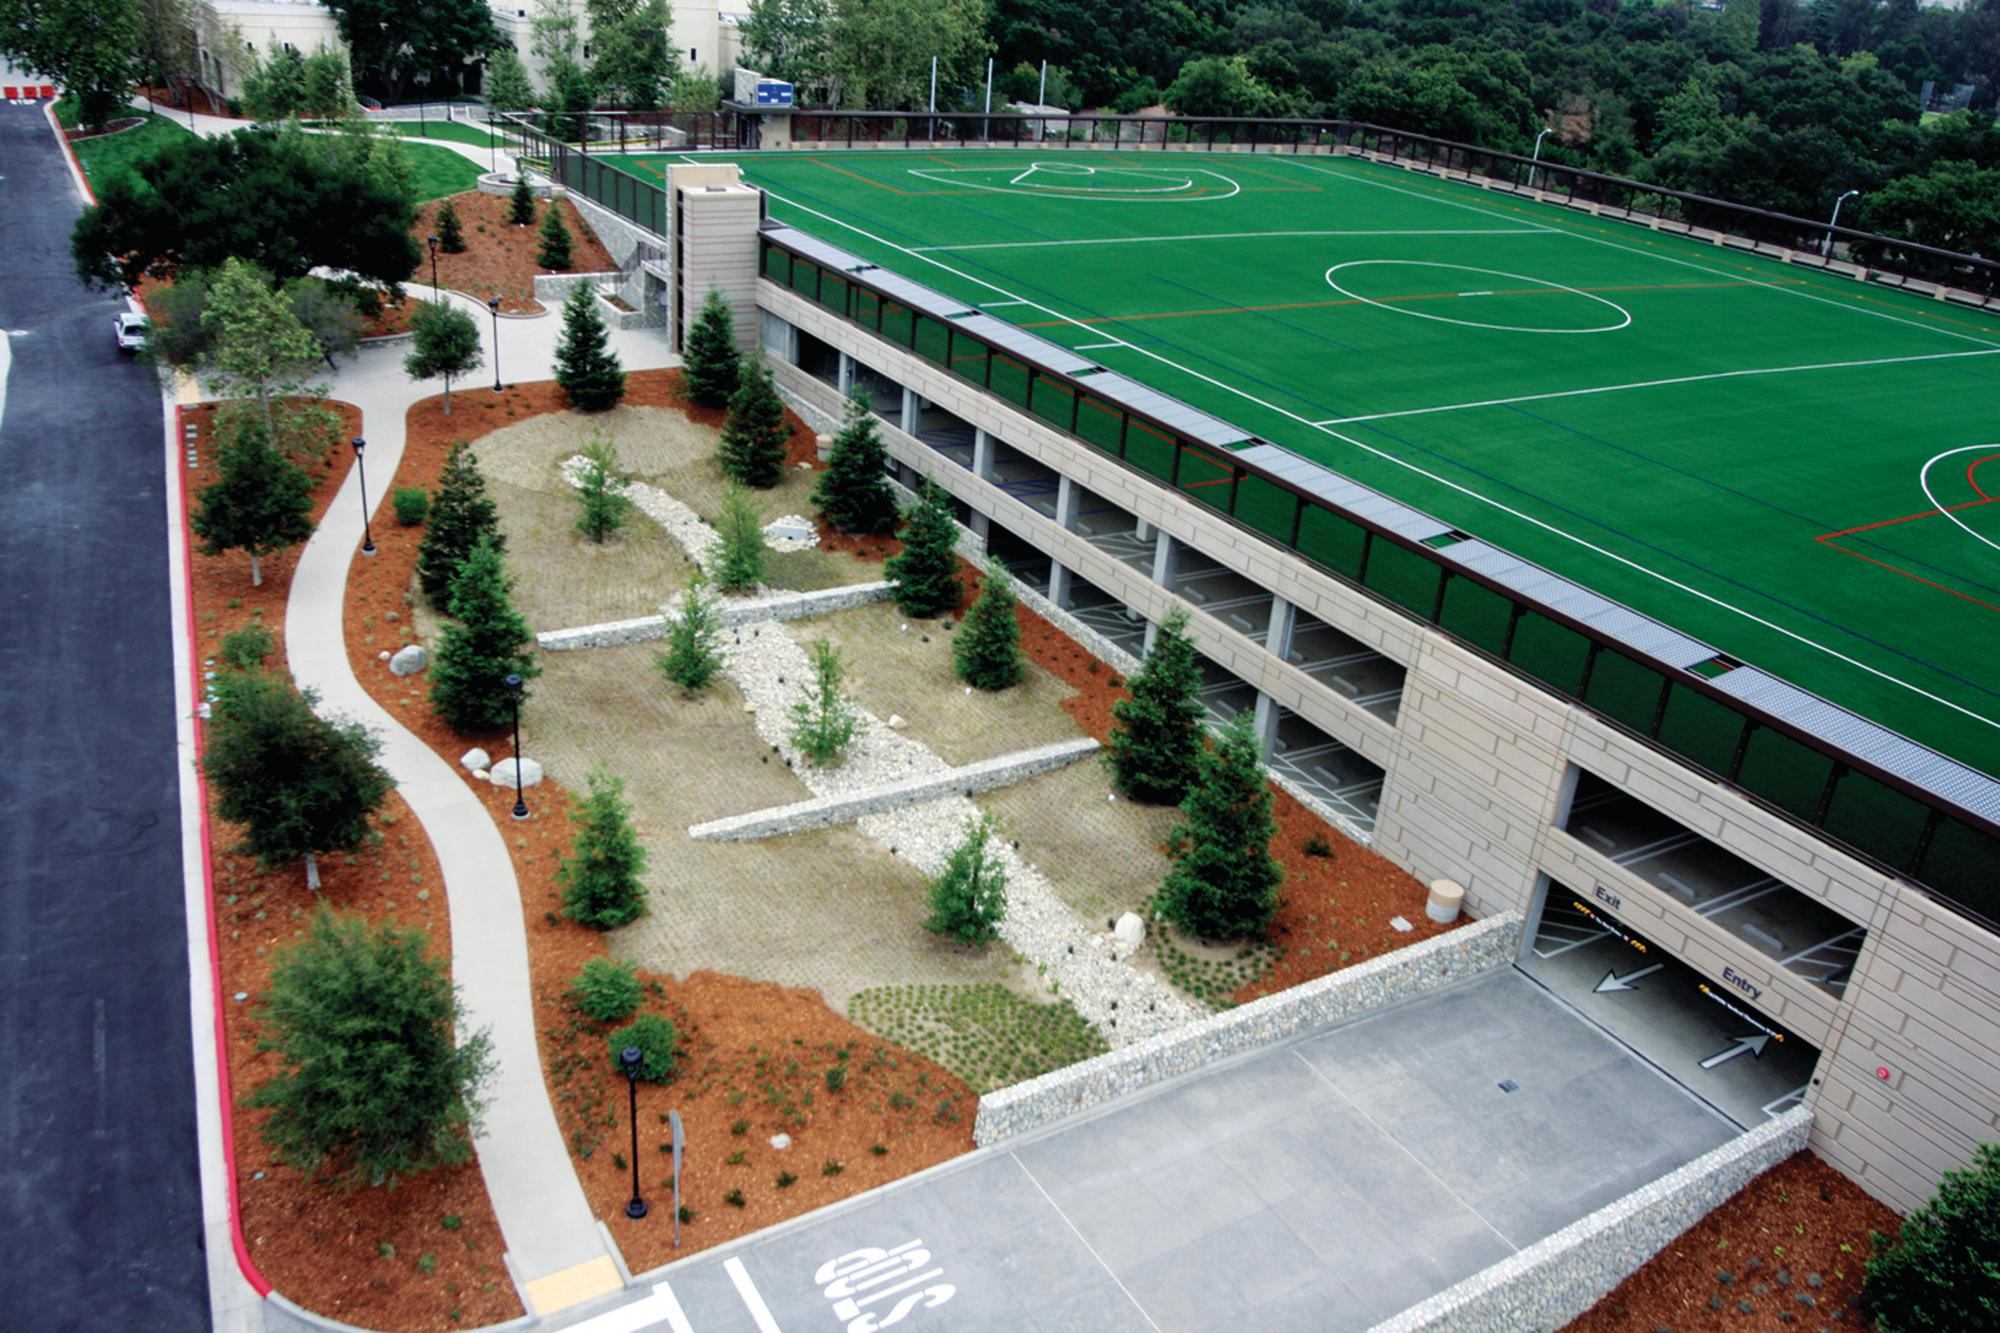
[
  {"left": 279, "top": 292, "right": 676, "bottom": 1315},
  {"left": 127, "top": 95, "right": 508, "bottom": 171}
]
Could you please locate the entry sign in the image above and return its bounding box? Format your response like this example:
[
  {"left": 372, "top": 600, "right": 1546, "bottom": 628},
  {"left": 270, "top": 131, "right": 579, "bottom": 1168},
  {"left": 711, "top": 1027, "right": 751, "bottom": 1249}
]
[{"left": 670, "top": 1109, "right": 685, "bottom": 1248}]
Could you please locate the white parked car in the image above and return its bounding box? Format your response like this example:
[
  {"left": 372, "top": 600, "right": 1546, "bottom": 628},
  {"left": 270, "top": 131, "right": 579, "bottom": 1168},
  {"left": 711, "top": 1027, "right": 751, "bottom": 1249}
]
[{"left": 114, "top": 311, "right": 148, "bottom": 352}]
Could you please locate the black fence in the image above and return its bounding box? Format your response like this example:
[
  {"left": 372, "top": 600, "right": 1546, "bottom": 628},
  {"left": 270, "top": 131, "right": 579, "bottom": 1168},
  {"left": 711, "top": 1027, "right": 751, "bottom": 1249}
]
[{"left": 760, "top": 229, "right": 2000, "bottom": 931}]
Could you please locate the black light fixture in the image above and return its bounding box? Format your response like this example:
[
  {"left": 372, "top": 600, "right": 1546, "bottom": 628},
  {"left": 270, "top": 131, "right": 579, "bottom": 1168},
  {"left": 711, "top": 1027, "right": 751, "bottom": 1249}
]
[
  {"left": 505, "top": 673, "right": 528, "bottom": 820},
  {"left": 620, "top": 1046, "right": 647, "bottom": 1220},
  {"left": 427, "top": 232, "right": 440, "bottom": 297},
  {"left": 352, "top": 436, "right": 376, "bottom": 556},
  {"left": 488, "top": 295, "right": 503, "bottom": 391}
]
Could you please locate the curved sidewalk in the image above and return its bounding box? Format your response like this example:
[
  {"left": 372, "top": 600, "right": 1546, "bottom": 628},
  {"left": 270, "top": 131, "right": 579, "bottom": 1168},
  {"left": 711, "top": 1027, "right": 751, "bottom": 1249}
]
[{"left": 282, "top": 295, "right": 676, "bottom": 1316}]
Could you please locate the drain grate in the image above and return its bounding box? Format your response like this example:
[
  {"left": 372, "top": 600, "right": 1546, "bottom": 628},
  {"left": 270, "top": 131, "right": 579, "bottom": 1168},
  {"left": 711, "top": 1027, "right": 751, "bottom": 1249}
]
[{"left": 1497, "top": 1079, "right": 1519, "bottom": 1093}]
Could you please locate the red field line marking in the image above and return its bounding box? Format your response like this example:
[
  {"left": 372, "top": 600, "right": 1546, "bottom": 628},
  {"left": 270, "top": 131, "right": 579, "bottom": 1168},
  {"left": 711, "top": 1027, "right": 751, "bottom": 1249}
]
[
  {"left": 1814, "top": 485, "right": 2000, "bottom": 615},
  {"left": 1815, "top": 538, "right": 2000, "bottom": 615},
  {"left": 1967, "top": 452, "right": 2000, "bottom": 499},
  {"left": 1817, "top": 491, "right": 2000, "bottom": 541}
]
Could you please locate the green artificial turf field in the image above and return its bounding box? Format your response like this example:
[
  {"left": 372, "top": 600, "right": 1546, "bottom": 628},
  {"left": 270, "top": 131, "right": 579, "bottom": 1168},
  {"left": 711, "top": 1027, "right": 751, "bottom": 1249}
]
[{"left": 610, "top": 147, "right": 2000, "bottom": 776}]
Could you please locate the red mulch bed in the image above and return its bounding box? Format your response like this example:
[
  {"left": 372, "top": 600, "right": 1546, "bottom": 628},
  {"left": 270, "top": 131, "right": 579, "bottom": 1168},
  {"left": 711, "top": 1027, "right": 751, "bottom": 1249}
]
[
  {"left": 369, "top": 193, "right": 616, "bottom": 332},
  {"left": 344, "top": 371, "right": 977, "bottom": 1276},
  {"left": 138, "top": 84, "right": 240, "bottom": 119},
  {"left": 1567, "top": 1151, "right": 1897, "bottom": 1331},
  {"left": 182, "top": 401, "right": 521, "bottom": 1331}
]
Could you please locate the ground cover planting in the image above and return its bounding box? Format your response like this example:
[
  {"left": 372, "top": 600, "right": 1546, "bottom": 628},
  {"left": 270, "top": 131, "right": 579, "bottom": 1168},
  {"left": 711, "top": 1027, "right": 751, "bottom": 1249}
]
[{"left": 368, "top": 192, "right": 616, "bottom": 335}]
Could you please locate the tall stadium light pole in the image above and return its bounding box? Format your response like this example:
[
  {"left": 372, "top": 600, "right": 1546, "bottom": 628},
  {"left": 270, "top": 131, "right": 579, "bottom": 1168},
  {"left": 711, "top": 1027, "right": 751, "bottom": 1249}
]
[
  {"left": 983, "top": 57, "right": 993, "bottom": 141},
  {"left": 928, "top": 55, "right": 938, "bottom": 140},
  {"left": 1823, "top": 189, "right": 1860, "bottom": 258},
  {"left": 1037, "top": 60, "right": 1048, "bottom": 141},
  {"left": 1530, "top": 127, "right": 1552, "bottom": 190}
]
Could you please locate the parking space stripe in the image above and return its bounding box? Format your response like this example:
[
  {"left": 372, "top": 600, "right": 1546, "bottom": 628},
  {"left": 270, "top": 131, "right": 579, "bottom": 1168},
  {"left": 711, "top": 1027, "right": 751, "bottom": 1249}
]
[
  {"left": 1008, "top": 1153, "right": 1163, "bottom": 1331},
  {"left": 725, "top": 1257, "right": 784, "bottom": 1333}
]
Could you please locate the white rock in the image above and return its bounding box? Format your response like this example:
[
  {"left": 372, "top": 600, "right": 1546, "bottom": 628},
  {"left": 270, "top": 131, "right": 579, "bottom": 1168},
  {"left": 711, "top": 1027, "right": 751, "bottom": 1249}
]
[
  {"left": 490, "top": 757, "right": 544, "bottom": 788},
  {"left": 769, "top": 1133, "right": 791, "bottom": 1151},
  {"left": 460, "top": 747, "right": 491, "bottom": 771},
  {"left": 1390, "top": 915, "right": 1414, "bottom": 933},
  {"left": 887, "top": 714, "right": 908, "bottom": 730},
  {"left": 472, "top": 769, "right": 490, "bottom": 781},
  {"left": 377, "top": 650, "right": 392, "bottom": 661},
  {"left": 389, "top": 644, "right": 427, "bottom": 676},
  {"left": 1114, "top": 912, "right": 1146, "bottom": 949}
]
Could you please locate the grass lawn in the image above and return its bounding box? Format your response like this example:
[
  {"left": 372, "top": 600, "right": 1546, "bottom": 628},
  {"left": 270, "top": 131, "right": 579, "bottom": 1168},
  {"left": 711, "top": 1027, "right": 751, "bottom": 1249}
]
[
  {"left": 72, "top": 114, "right": 190, "bottom": 190},
  {"left": 389, "top": 119, "right": 508, "bottom": 149},
  {"left": 403, "top": 140, "right": 485, "bottom": 202}
]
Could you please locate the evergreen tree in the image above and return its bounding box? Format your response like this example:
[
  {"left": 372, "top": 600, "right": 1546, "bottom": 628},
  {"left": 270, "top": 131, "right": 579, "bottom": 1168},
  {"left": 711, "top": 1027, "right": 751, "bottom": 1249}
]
[
  {"left": 572, "top": 430, "right": 630, "bottom": 542},
  {"left": 428, "top": 535, "right": 541, "bottom": 734},
  {"left": 203, "top": 669, "right": 394, "bottom": 888},
  {"left": 509, "top": 171, "right": 537, "bottom": 226},
  {"left": 404, "top": 298, "right": 483, "bottom": 415},
  {"left": 1863, "top": 1141, "right": 2000, "bottom": 1330},
  {"left": 484, "top": 46, "right": 536, "bottom": 113},
  {"left": 811, "top": 388, "right": 897, "bottom": 535},
  {"left": 716, "top": 355, "right": 790, "bottom": 487},
  {"left": 417, "top": 444, "right": 504, "bottom": 603},
  {"left": 954, "top": 560, "right": 1023, "bottom": 691},
  {"left": 1158, "top": 713, "right": 1282, "bottom": 942},
  {"left": 789, "top": 637, "right": 859, "bottom": 766},
  {"left": 300, "top": 44, "right": 354, "bottom": 119},
  {"left": 884, "top": 479, "right": 960, "bottom": 618},
  {"left": 553, "top": 286, "right": 626, "bottom": 411},
  {"left": 924, "top": 814, "right": 1007, "bottom": 945},
  {"left": 656, "top": 571, "right": 725, "bottom": 692},
  {"left": 248, "top": 908, "right": 492, "bottom": 1189},
  {"left": 558, "top": 768, "right": 649, "bottom": 929},
  {"left": 713, "top": 484, "right": 767, "bottom": 592},
  {"left": 243, "top": 42, "right": 308, "bottom": 121},
  {"left": 537, "top": 200, "right": 573, "bottom": 270},
  {"left": 191, "top": 415, "right": 316, "bottom": 588},
  {"left": 681, "top": 287, "right": 740, "bottom": 408},
  {"left": 434, "top": 197, "right": 466, "bottom": 253},
  {"left": 1106, "top": 608, "right": 1204, "bottom": 804}
]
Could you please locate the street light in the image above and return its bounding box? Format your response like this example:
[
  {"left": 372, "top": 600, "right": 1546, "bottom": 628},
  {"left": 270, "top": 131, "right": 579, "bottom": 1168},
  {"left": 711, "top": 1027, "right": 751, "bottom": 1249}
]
[
  {"left": 620, "top": 1047, "right": 647, "bottom": 1220},
  {"left": 426, "top": 233, "right": 440, "bottom": 298},
  {"left": 1822, "top": 188, "right": 1861, "bottom": 258},
  {"left": 504, "top": 674, "right": 528, "bottom": 819},
  {"left": 1530, "top": 127, "right": 1552, "bottom": 191},
  {"left": 488, "top": 295, "right": 503, "bottom": 391},
  {"left": 352, "top": 436, "right": 376, "bottom": 557}
]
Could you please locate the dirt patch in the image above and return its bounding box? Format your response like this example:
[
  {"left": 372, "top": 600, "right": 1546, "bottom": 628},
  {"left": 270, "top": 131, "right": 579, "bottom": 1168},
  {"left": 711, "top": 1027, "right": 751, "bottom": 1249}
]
[
  {"left": 414, "top": 192, "right": 615, "bottom": 315},
  {"left": 181, "top": 400, "right": 520, "bottom": 1331},
  {"left": 976, "top": 759, "right": 1177, "bottom": 924},
  {"left": 1567, "top": 1150, "right": 1896, "bottom": 1331}
]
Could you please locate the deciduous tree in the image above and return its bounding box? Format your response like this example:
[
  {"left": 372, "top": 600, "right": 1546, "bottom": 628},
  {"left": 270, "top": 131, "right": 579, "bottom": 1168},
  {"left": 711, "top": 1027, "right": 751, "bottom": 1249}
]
[
  {"left": 243, "top": 42, "right": 308, "bottom": 121},
  {"left": 322, "top": 0, "right": 500, "bottom": 99},
  {"left": 0, "top": 0, "right": 141, "bottom": 128},
  {"left": 203, "top": 257, "right": 326, "bottom": 432},
  {"left": 404, "top": 299, "right": 484, "bottom": 415},
  {"left": 485, "top": 46, "right": 537, "bottom": 112},
  {"left": 191, "top": 415, "right": 316, "bottom": 587},
  {"left": 588, "top": 0, "right": 676, "bottom": 111}
]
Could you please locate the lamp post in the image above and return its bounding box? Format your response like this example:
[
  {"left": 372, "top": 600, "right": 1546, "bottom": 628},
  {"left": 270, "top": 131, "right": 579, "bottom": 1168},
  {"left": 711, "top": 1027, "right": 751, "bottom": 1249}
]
[
  {"left": 1530, "top": 127, "right": 1552, "bottom": 191},
  {"left": 427, "top": 233, "right": 440, "bottom": 298},
  {"left": 505, "top": 674, "right": 528, "bottom": 820},
  {"left": 352, "top": 436, "right": 376, "bottom": 556},
  {"left": 488, "top": 295, "right": 503, "bottom": 391},
  {"left": 620, "top": 1047, "right": 647, "bottom": 1220},
  {"left": 1823, "top": 189, "right": 1860, "bottom": 258}
]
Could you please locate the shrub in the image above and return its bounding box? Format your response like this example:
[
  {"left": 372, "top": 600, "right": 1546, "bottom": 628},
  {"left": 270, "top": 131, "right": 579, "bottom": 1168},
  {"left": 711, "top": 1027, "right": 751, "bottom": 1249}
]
[
  {"left": 789, "top": 638, "right": 859, "bottom": 767},
  {"left": 434, "top": 198, "right": 466, "bottom": 253},
  {"left": 924, "top": 814, "right": 1007, "bottom": 945},
  {"left": 1864, "top": 1140, "right": 2000, "bottom": 1330},
  {"left": 569, "top": 957, "right": 642, "bottom": 1022},
  {"left": 825, "top": 1064, "right": 847, "bottom": 1093},
  {"left": 1303, "top": 833, "right": 1334, "bottom": 858},
  {"left": 392, "top": 486, "right": 429, "bottom": 526},
  {"left": 606, "top": 1012, "right": 678, "bottom": 1083},
  {"left": 656, "top": 572, "right": 725, "bottom": 692},
  {"left": 775, "top": 1171, "right": 797, "bottom": 1189},
  {"left": 724, "top": 1189, "right": 745, "bottom": 1207},
  {"left": 953, "top": 561, "right": 1024, "bottom": 691},
  {"left": 220, "top": 622, "right": 275, "bottom": 670}
]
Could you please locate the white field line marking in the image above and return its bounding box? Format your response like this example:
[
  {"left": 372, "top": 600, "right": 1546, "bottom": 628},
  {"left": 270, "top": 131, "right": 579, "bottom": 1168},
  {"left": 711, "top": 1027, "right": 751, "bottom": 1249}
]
[
  {"left": 1073, "top": 340, "right": 1124, "bottom": 350},
  {"left": 724, "top": 1257, "right": 783, "bottom": 1333},
  {"left": 910, "top": 226, "right": 1550, "bottom": 253},
  {"left": 1314, "top": 348, "right": 2000, "bottom": 426},
  {"left": 978, "top": 299, "right": 1029, "bottom": 308},
  {"left": 1008, "top": 1153, "right": 1162, "bottom": 1331},
  {"left": 1273, "top": 155, "right": 2000, "bottom": 350},
  {"left": 1919, "top": 442, "right": 2000, "bottom": 555},
  {"left": 759, "top": 186, "right": 2000, "bottom": 734}
]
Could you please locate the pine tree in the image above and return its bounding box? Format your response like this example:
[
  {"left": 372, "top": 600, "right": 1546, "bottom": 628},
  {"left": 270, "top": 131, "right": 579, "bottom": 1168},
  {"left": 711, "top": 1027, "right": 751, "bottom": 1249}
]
[
  {"left": 924, "top": 814, "right": 1007, "bottom": 945},
  {"left": 1106, "top": 608, "right": 1205, "bottom": 804},
  {"left": 434, "top": 197, "right": 466, "bottom": 253},
  {"left": 428, "top": 535, "right": 541, "bottom": 734},
  {"left": 1158, "top": 713, "right": 1282, "bottom": 942},
  {"left": 572, "top": 431, "right": 630, "bottom": 542},
  {"left": 537, "top": 200, "right": 573, "bottom": 271},
  {"left": 1864, "top": 1141, "right": 2000, "bottom": 1330},
  {"left": 713, "top": 484, "right": 767, "bottom": 592},
  {"left": 954, "top": 560, "right": 1024, "bottom": 691},
  {"left": 509, "top": 172, "right": 537, "bottom": 226},
  {"left": 789, "top": 638, "right": 859, "bottom": 766},
  {"left": 203, "top": 669, "right": 394, "bottom": 888},
  {"left": 681, "top": 287, "right": 740, "bottom": 409},
  {"left": 716, "top": 356, "right": 790, "bottom": 487},
  {"left": 812, "top": 388, "right": 898, "bottom": 535},
  {"left": 656, "top": 571, "right": 725, "bottom": 692},
  {"left": 417, "top": 444, "right": 504, "bottom": 603},
  {"left": 248, "top": 908, "right": 492, "bottom": 1189},
  {"left": 191, "top": 415, "right": 316, "bottom": 587},
  {"left": 884, "top": 479, "right": 961, "bottom": 618},
  {"left": 558, "top": 768, "right": 649, "bottom": 929},
  {"left": 553, "top": 286, "right": 626, "bottom": 411},
  {"left": 404, "top": 298, "right": 483, "bottom": 415}
]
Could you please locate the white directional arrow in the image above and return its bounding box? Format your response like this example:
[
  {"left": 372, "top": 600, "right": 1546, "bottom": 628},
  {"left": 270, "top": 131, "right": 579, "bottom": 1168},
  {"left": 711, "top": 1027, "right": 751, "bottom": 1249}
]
[
  {"left": 1594, "top": 964, "right": 1664, "bottom": 993},
  {"left": 1700, "top": 1032, "right": 1773, "bottom": 1069}
]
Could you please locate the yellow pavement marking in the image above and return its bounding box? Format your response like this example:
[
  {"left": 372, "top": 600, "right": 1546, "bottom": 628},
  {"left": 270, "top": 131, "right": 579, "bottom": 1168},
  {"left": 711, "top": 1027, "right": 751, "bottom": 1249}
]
[{"left": 523, "top": 1254, "right": 624, "bottom": 1315}]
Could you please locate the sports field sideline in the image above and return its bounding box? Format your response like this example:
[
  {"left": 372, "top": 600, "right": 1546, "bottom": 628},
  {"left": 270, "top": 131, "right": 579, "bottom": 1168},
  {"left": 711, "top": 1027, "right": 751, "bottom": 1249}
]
[{"left": 609, "top": 147, "right": 2000, "bottom": 777}]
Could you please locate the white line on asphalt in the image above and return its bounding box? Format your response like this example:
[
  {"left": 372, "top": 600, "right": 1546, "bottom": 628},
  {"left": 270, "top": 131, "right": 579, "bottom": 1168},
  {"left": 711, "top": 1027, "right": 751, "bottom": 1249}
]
[
  {"left": 0, "top": 329, "right": 10, "bottom": 433},
  {"left": 653, "top": 1281, "right": 696, "bottom": 1333},
  {"left": 725, "top": 1257, "right": 784, "bottom": 1333},
  {"left": 1008, "top": 1153, "right": 1163, "bottom": 1331}
]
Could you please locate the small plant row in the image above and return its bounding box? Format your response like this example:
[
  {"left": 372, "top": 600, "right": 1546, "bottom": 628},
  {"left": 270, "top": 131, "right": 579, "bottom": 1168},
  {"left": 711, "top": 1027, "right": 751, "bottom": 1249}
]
[{"left": 848, "top": 982, "right": 1109, "bottom": 1095}]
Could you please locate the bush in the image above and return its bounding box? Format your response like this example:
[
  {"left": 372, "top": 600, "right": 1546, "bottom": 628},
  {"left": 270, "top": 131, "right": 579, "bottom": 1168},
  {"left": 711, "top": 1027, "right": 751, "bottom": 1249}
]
[
  {"left": 220, "top": 622, "right": 275, "bottom": 670},
  {"left": 924, "top": 814, "right": 1007, "bottom": 945},
  {"left": 392, "top": 486, "right": 429, "bottom": 526},
  {"left": 1864, "top": 1140, "right": 2000, "bottom": 1330},
  {"left": 606, "top": 1012, "right": 678, "bottom": 1083},
  {"left": 569, "top": 957, "right": 643, "bottom": 1022}
]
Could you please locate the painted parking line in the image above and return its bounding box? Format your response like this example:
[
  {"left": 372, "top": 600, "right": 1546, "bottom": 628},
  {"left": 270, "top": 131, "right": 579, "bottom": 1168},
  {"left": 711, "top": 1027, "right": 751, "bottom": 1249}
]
[
  {"left": 725, "top": 1257, "right": 783, "bottom": 1333},
  {"left": 1008, "top": 1154, "right": 1162, "bottom": 1332}
]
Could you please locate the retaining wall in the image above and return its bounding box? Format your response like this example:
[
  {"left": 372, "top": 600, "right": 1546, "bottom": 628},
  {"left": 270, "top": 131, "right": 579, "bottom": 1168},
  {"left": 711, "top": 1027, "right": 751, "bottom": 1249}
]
[
  {"left": 973, "top": 912, "right": 1523, "bottom": 1144},
  {"left": 532, "top": 270, "right": 620, "bottom": 304},
  {"left": 537, "top": 581, "right": 896, "bottom": 651},
  {"left": 1370, "top": 1106, "right": 1815, "bottom": 1332},
  {"left": 689, "top": 737, "right": 1101, "bottom": 841}
]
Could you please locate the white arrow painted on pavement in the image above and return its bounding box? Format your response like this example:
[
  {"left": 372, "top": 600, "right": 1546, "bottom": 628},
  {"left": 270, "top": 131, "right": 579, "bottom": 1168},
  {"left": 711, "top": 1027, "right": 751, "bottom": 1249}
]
[
  {"left": 1700, "top": 1033, "right": 1773, "bottom": 1069},
  {"left": 1593, "top": 964, "right": 1664, "bottom": 993}
]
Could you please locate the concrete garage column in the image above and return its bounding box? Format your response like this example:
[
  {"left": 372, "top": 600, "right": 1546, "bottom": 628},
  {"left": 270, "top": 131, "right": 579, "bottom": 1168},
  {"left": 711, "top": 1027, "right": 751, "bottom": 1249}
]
[
  {"left": 1054, "top": 475, "right": 1081, "bottom": 531},
  {"left": 1135, "top": 517, "right": 1155, "bottom": 541},
  {"left": 972, "top": 428, "right": 996, "bottom": 481},
  {"left": 837, "top": 352, "right": 856, "bottom": 395},
  {"left": 1150, "top": 531, "right": 1181, "bottom": 588},
  {"left": 1266, "top": 595, "right": 1298, "bottom": 659},
  {"left": 901, "top": 387, "right": 920, "bottom": 436},
  {"left": 1048, "top": 559, "right": 1073, "bottom": 609},
  {"left": 1251, "top": 690, "right": 1281, "bottom": 754}
]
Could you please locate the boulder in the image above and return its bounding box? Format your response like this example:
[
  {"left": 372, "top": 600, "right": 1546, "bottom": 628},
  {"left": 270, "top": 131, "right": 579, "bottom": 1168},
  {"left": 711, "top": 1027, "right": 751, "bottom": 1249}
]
[
  {"left": 490, "top": 757, "right": 544, "bottom": 788},
  {"left": 389, "top": 644, "right": 427, "bottom": 676},
  {"left": 1114, "top": 912, "right": 1146, "bottom": 949},
  {"left": 460, "top": 747, "right": 491, "bottom": 772},
  {"left": 769, "top": 1133, "right": 791, "bottom": 1151},
  {"left": 764, "top": 515, "right": 816, "bottom": 542},
  {"left": 887, "top": 714, "right": 908, "bottom": 730}
]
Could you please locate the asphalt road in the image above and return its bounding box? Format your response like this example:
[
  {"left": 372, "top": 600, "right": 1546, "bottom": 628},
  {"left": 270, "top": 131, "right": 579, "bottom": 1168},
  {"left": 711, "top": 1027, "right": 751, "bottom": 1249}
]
[{"left": 0, "top": 103, "right": 209, "bottom": 1329}]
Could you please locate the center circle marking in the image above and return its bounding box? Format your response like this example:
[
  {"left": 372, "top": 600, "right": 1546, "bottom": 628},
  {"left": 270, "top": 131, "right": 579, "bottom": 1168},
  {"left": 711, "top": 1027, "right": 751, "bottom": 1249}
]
[{"left": 1323, "top": 260, "right": 1632, "bottom": 334}]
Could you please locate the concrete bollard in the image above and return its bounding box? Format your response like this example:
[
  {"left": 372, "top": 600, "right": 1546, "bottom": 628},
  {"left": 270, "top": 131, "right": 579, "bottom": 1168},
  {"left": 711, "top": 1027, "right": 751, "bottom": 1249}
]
[
  {"left": 1426, "top": 879, "right": 1465, "bottom": 925},
  {"left": 815, "top": 432, "right": 833, "bottom": 461}
]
